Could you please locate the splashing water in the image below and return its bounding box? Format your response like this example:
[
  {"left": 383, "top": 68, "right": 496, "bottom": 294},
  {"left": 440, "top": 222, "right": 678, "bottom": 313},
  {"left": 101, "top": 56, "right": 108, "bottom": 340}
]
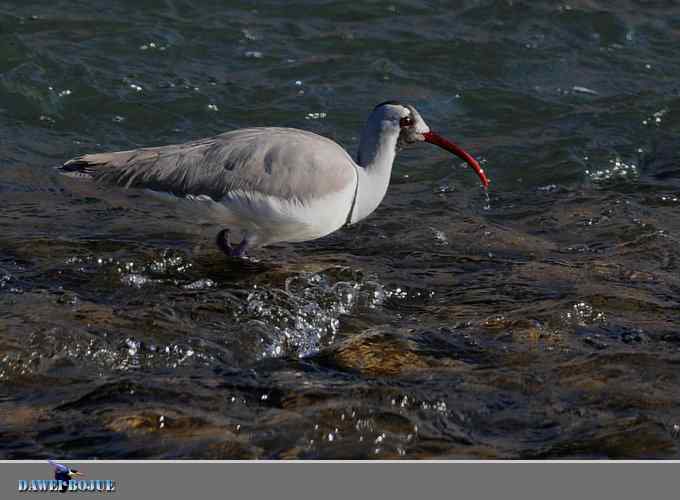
[
  {"left": 483, "top": 189, "right": 492, "bottom": 211},
  {"left": 237, "top": 270, "right": 387, "bottom": 359},
  {"left": 586, "top": 157, "right": 639, "bottom": 183}
]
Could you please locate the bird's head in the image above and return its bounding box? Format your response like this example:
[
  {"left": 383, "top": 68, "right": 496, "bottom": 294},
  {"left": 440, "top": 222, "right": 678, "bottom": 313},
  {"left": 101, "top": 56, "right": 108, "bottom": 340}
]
[
  {"left": 68, "top": 469, "right": 83, "bottom": 478},
  {"left": 368, "top": 101, "right": 489, "bottom": 188}
]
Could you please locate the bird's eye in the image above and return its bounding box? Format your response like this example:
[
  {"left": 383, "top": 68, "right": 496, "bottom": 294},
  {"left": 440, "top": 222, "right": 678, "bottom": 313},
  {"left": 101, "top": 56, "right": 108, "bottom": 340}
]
[{"left": 399, "top": 115, "right": 414, "bottom": 127}]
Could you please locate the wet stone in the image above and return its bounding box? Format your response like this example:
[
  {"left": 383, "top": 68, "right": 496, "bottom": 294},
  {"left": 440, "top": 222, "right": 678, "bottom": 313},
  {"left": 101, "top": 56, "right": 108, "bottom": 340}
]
[
  {"left": 4, "top": 1, "right": 680, "bottom": 459},
  {"left": 313, "top": 329, "right": 474, "bottom": 376}
]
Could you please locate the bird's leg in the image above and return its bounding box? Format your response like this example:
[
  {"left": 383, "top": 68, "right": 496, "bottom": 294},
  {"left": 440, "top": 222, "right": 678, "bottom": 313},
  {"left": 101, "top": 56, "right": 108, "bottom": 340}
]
[{"left": 216, "top": 229, "right": 249, "bottom": 258}]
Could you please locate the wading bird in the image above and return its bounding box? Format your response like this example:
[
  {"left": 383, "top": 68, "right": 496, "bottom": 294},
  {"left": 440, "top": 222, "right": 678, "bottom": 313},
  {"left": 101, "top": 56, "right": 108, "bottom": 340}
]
[{"left": 60, "top": 101, "right": 489, "bottom": 257}]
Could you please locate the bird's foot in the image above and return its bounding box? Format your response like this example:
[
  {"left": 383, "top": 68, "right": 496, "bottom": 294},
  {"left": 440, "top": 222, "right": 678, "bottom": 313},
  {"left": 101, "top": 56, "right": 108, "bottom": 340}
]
[{"left": 216, "top": 229, "right": 249, "bottom": 258}]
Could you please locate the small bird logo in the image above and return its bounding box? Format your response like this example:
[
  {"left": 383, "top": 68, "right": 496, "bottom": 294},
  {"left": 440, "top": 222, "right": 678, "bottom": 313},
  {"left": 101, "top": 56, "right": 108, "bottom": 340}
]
[{"left": 47, "top": 460, "right": 83, "bottom": 492}]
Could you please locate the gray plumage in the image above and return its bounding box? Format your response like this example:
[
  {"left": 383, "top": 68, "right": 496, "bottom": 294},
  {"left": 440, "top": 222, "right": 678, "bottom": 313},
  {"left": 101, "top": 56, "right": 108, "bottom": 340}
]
[
  {"left": 57, "top": 102, "right": 483, "bottom": 255},
  {"left": 61, "top": 127, "right": 357, "bottom": 203}
]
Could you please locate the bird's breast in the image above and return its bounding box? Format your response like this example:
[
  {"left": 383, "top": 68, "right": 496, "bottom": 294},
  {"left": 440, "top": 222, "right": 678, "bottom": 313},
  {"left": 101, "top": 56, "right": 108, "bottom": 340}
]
[{"left": 220, "top": 179, "right": 357, "bottom": 245}]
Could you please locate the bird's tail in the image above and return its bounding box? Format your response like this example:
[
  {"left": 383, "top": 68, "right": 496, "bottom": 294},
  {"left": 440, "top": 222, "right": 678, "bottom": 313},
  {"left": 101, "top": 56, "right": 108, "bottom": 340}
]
[{"left": 57, "top": 151, "right": 138, "bottom": 180}]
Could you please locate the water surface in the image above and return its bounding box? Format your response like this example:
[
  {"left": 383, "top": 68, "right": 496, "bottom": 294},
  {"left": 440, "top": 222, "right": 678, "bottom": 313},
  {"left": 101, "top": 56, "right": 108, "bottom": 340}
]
[{"left": 2, "top": 0, "right": 680, "bottom": 458}]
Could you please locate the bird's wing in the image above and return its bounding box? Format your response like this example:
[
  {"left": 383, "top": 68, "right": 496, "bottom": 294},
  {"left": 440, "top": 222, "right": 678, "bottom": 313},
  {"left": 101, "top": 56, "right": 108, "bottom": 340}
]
[
  {"left": 60, "top": 128, "right": 357, "bottom": 202},
  {"left": 48, "top": 460, "right": 69, "bottom": 473}
]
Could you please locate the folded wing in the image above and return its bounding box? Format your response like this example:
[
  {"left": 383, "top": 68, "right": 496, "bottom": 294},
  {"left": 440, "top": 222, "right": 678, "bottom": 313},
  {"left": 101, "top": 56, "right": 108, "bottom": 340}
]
[{"left": 60, "top": 127, "right": 357, "bottom": 203}]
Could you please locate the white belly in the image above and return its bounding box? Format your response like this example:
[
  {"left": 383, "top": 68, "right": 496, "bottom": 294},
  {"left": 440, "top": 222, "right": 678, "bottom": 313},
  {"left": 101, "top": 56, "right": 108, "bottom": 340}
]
[{"left": 219, "top": 182, "right": 357, "bottom": 246}]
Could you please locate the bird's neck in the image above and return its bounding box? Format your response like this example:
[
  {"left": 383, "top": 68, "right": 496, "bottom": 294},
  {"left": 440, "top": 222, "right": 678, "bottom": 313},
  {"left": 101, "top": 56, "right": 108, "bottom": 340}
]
[{"left": 351, "top": 126, "right": 398, "bottom": 223}]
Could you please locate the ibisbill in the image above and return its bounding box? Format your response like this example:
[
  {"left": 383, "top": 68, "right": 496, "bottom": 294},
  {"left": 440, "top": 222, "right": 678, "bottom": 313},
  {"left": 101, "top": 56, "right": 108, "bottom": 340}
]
[{"left": 59, "top": 101, "right": 489, "bottom": 259}]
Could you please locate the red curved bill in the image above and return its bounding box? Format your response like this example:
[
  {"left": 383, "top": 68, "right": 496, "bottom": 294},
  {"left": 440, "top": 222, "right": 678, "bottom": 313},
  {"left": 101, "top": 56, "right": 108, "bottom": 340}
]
[{"left": 423, "top": 131, "right": 490, "bottom": 189}]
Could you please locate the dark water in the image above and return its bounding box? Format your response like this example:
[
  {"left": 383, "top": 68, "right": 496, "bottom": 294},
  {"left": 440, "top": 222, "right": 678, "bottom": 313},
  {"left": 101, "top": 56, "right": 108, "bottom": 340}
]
[{"left": 2, "top": 0, "right": 680, "bottom": 459}]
